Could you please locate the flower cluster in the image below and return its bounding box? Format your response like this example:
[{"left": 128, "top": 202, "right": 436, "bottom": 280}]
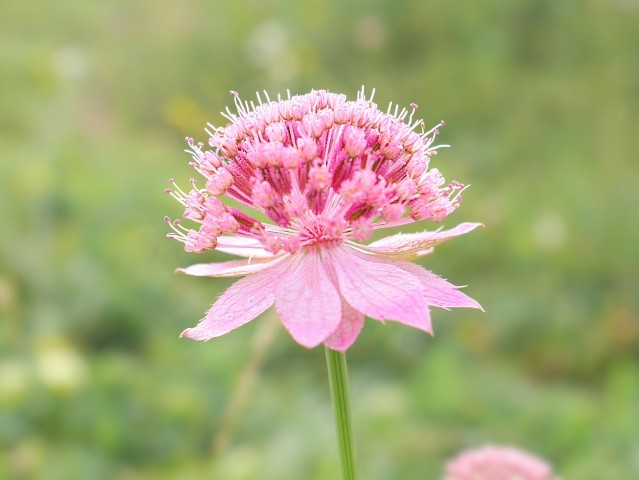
[
  {"left": 166, "top": 88, "right": 482, "bottom": 350},
  {"left": 444, "top": 445, "right": 559, "bottom": 480}
]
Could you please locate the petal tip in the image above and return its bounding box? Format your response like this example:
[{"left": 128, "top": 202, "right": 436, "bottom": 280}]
[
  {"left": 461, "top": 221, "right": 484, "bottom": 231},
  {"left": 323, "top": 344, "right": 348, "bottom": 352},
  {"left": 291, "top": 334, "right": 325, "bottom": 349},
  {"left": 462, "top": 298, "right": 484, "bottom": 312},
  {"left": 422, "top": 322, "right": 435, "bottom": 336},
  {"left": 180, "top": 328, "right": 203, "bottom": 340}
]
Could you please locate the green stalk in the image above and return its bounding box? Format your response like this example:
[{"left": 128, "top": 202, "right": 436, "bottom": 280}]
[{"left": 325, "top": 346, "right": 357, "bottom": 480}]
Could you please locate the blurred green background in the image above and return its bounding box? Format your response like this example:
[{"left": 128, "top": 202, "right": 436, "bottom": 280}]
[{"left": 1, "top": 0, "right": 638, "bottom": 478}]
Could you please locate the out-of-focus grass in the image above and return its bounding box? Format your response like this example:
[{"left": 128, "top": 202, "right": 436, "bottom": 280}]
[{"left": 1, "top": 0, "right": 638, "bottom": 478}]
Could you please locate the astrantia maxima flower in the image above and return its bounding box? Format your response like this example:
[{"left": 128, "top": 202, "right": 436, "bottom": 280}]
[
  {"left": 444, "top": 445, "right": 559, "bottom": 480},
  {"left": 166, "top": 88, "right": 482, "bottom": 350}
]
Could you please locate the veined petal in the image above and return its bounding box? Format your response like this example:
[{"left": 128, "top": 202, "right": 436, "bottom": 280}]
[
  {"left": 215, "top": 235, "right": 274, "bottom": 258},
  {"left": 180, "top": 260, "right": 287, "bottom": 340},
  {"left": 274, "top": 250, "right": 342, "bottom": 348},
  {"left": 323, "top": 300, "right": 365, "bottom": 352},
  {"left": 360, "top": 222, "right": 483, "bottom": 258},
  {"left": 176, "top": 255, "right": 287, "bottom": 277},
  {"left": 390, "top": 259, "right": 483, "bottom": 310},
  {"left": 329, "top": 246, "right": 432, "bottom": 333}
]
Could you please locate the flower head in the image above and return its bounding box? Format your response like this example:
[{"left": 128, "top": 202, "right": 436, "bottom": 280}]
[
  {"left": 444, "top": 445, "right": 559, "bottom": 480},
  {"left": 166, "top": 88, "right": 482, "bottom": 350}
]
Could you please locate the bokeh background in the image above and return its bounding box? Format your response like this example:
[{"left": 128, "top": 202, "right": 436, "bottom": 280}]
[{"left": 2, "top": 0, "right": 638, "bottom": 478}]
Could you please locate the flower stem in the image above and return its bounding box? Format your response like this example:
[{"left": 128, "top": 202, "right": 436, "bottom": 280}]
[{"left": 325, "top": 346, "right": 357, "bottom": 480}]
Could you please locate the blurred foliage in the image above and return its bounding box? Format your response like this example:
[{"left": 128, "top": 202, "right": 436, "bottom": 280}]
[{"left": 1, "top": 0, "right": 638, "bottom": 478}]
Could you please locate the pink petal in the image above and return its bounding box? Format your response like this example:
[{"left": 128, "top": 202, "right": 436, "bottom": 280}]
[
  {"left": 180, "top": 260, "right": 287, "bottom": 340},
  {"left": 216, "top": 235, "right": 274, "bottom": 258},
  {"left": 328, "top": 246, "right": 432, "bottom": 333},
  {"left": 176, "top": 255, "right": 286, "bottom": 277},
  {"left": 274, "top": 250, "right": 342, "bottom": 348},
  {"left": 323, "top": 300, "right": 365, "bottom": 351},
  {"left": 362, "top": 222, "right": 483, "bottom": 258},
  {"left": 392, "top": 260, "right": 483, "bottom": 310}
]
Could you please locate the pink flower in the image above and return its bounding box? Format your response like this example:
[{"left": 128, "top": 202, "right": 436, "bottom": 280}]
[
  {"left": 166, "top": 88, "right": 482, "bottom": 350},
  {"left": 444, "top": 445, "right": 559, "bottom": 480}
]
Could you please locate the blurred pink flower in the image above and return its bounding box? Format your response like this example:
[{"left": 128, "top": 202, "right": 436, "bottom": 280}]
[
  {"left": 166, "top": 89, "right": 482, "bottom": 350},
  {"left": 444, "top": 445, "right": 559, "bottom": 480}
]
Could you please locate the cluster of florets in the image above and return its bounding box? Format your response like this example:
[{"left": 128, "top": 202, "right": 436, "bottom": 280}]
[
  {"left": 166, "top": 89, "right": 465, "bottom": 254},
  {"left": 444, "top": 445, "right": 559, "bottom": 480}
]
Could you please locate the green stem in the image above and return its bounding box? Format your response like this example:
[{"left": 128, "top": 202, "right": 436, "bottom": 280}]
[{"left": 325, "top": 346, "right": 357, "bottom": 480}]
